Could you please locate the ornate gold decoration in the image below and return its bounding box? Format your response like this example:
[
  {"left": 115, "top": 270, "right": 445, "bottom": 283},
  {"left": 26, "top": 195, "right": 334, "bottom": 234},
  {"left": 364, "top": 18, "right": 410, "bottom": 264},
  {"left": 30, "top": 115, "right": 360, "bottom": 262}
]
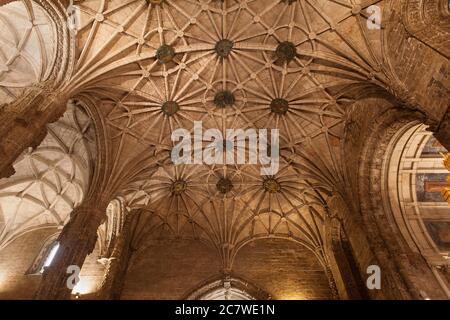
[{"left": 443, "top": 153, "right": 450, "bottom": 204}]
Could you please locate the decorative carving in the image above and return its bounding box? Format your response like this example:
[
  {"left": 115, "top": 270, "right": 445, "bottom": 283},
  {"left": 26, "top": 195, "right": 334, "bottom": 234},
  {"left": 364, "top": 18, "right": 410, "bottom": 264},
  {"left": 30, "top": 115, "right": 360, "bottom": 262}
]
[
  {"left": 97, "top": 207, "right": 135, "bottom": 300},
  {"left": 214, "top": 91, "right": 235, "bottom": 108},
  {"left": 401, "top": 0, "right": 450, "bottom": 58},
  {"left": 156, "top": 44, "right": 175, "bottom": 64},
  {"left": 275, "top": 41, "right": 297, "bottom": 63},
  {"left": 270, "top": 98, "right": 289, "bottom": 115},
  {"left": 0, "top": 0, "right": 75, "bottom": 178},
  {"left": 171, "top": 180, "right": 187, "bottom": 195},
  {"left": 216, "top": 177, "right": 233, "bottom": 194},
  {"left": 215, "top": 39, "right": 234, "bottom": 58},
  {"left": 5, "top": 0, "right": 446, "bottom": 301},
  {"left": 161, "top": 101, "right": 180, "bottom": 116},
  {"left": 263, "top": 178, "right": 281, "bottom": 193}
]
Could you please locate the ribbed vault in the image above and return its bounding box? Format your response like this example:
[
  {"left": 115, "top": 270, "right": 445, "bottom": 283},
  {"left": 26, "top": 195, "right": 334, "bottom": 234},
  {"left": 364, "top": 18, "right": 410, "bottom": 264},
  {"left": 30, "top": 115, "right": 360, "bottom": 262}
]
[
  {"left": 0, "top": 0, "right": 412, "bottom": 299},
  {"left": 67, "top": 0, "right": 388, "bottom": 274},
  {"left": 0, "top": 101, "right": 95, "bottom": 250},
  {"left": 58, "top": 0, "right": 392, "bottom": 276},
  {"left": 0, "top": 0, "right": 57, "bottom": 104}
]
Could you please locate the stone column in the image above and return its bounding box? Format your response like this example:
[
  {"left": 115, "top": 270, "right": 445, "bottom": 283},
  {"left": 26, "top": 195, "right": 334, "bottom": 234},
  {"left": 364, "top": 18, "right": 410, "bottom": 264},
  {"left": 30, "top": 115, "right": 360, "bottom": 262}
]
[
  {"left": 97, "top": 211, "right": 138, "bottom": 300},
  {"left": 324, "top": 262, "right": 340, "bottom": 300},
  {"left": 0, "top": 0, "right": 73, "bottom": 179},
  {"left": 0, "top": 94, "right": 68, "bottom": 179},
  {"left": 324, "top": 217, "right": 364, "bottom": 300},
  {"left": 35, "top": 198, "right": 109, "bottom": 300},
  {"left": 327, "top": 193, "right": 393, "bottom": 299}
]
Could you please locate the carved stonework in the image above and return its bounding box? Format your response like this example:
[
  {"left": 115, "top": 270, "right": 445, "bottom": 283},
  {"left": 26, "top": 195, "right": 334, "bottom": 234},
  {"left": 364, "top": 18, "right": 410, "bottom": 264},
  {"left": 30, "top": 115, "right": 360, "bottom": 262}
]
[
  {"left": 215, "top": 39, "right": 234, "bottom": 58},
  {"left": 0, "top": 0, "right": 75, "bottom": 178},
  {"left": 0, "top": 103, "right": 95, "bottom": 250},
  {"left": 216, "top": 177, "right": 233, "bottom": 194},
  {"left": 156, "top": 44, "right": 175, "bottom": 64},
  {"left": 2, "top": 0, "right": 450, "bottom": 301},
  {"left": 401, "top": 0, "right": 450, "bottom": 58},
  {"left": 434, "top": 106, "right": 450, "bottom": 151},
  {"left": 97, "top": 210, "right": 136, "bottom": 300}
]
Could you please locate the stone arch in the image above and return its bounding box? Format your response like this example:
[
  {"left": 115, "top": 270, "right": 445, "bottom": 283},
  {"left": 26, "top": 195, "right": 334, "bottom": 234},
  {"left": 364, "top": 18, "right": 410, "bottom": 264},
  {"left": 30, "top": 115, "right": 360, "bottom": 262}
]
[
  {"left": 97, "top": 198, "right": 126, "bottom": 260},
  {"left": 383, "top": 123, "right": 450, "bottom": 298},
  {"left": 357, "top": 107, "right": 448, "bottom": 299},
  {"left": 231, "top": 237, "right": 336, "bottom": 300},
  {"left": 185, "top": 276, "right": 270, "bottom": 300},
  {"left": 72, "top": 94, "right": 111, "bottom": 202}
]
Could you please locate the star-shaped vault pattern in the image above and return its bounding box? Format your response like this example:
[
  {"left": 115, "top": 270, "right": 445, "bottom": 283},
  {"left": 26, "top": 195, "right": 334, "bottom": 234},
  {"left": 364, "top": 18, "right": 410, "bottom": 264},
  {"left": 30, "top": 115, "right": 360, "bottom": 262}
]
[{"left": 4, "top": 0, "right": 387, "bottom": 271}]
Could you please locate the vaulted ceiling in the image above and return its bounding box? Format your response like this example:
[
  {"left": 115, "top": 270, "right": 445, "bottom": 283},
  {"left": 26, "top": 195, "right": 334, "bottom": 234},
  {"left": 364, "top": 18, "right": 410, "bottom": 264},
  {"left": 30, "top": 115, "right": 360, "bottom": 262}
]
[
  {"left": 0, "top": 101, "right": 95, "bottom": 250},
  {"left": 2, "top": 0, "right": 391, "bottom": 273},
  {"left": 0, "top": 0, "right": 57, "bottom": 104}
]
